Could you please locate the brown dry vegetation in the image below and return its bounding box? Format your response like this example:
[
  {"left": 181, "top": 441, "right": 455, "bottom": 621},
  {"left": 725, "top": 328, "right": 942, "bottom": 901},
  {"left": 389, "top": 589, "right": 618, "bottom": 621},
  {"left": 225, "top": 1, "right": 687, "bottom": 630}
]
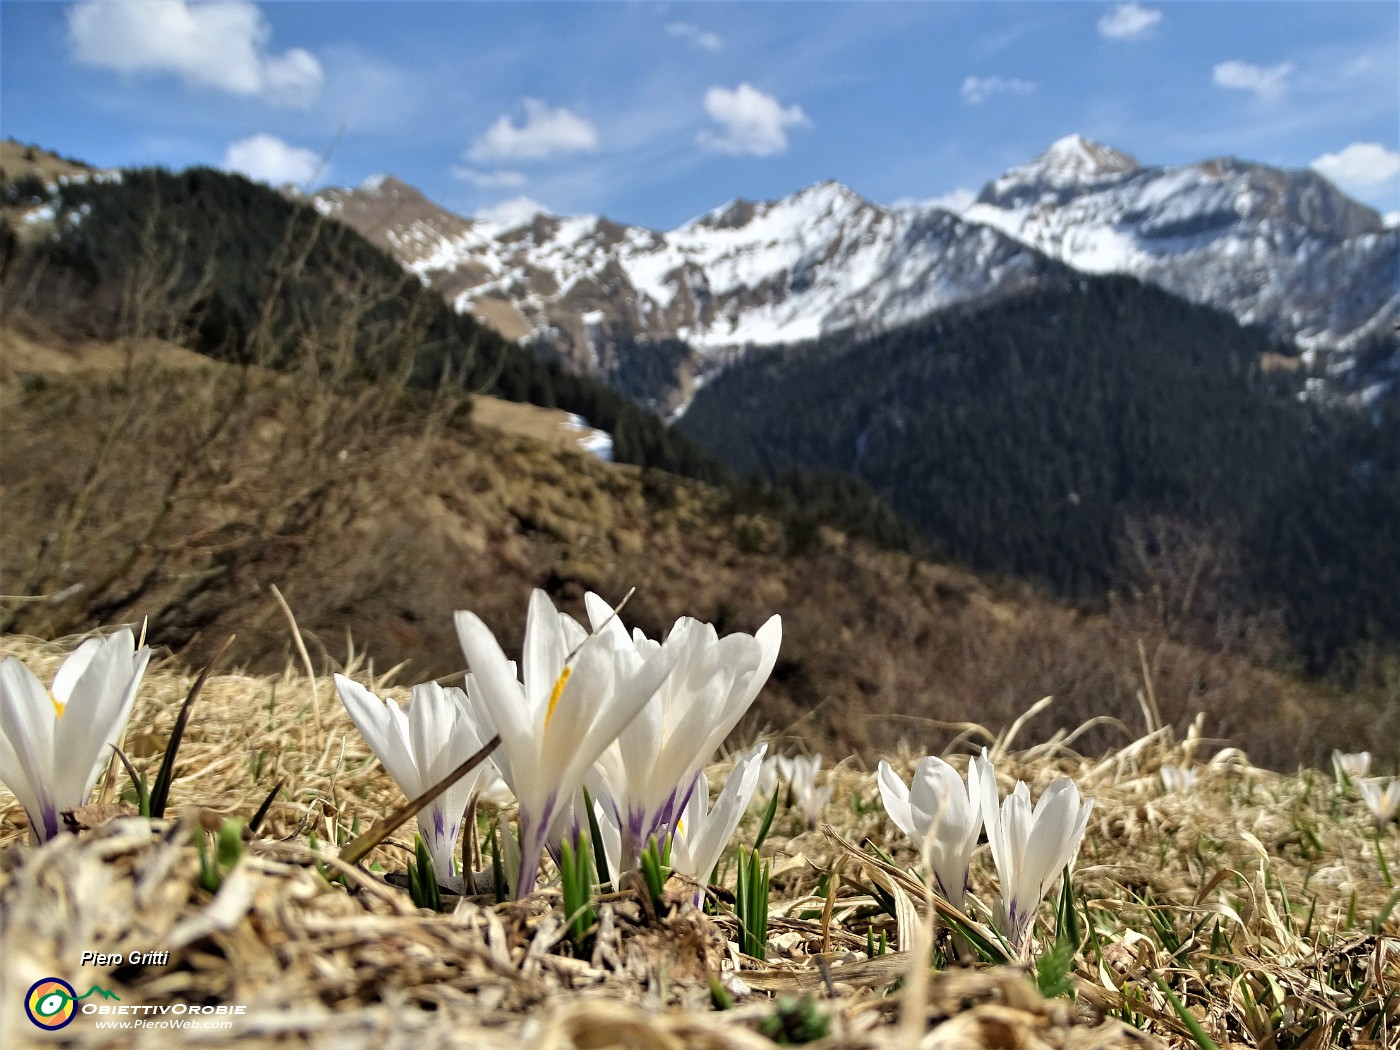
[
  {"left": 0, "top": 320, "right": 1391, "bottom": 770},
  {"left": 0, "top": 636, "right": 1395, "bottom": 1048},
  {"left": 0, "top": 140, "right": 97, "bottom": 185}
]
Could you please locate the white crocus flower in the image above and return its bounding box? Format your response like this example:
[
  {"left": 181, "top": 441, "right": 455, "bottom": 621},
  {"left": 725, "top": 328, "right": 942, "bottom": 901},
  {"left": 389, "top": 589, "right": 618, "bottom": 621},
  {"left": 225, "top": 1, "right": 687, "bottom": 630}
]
[
  {"left": 1333, "top": 750, "right": 1371, "bottom": 787},
  {"left": 754, "top": 754, "right": 780, "bottom": 805},
  {"left": 0, "top": 629, "right": 152, "bottom": 843},
  {"left": 976, "top": 750, "right": 1093, "bottom": 957},
  {"left": 671, "top": 743, "right": 769, "bottom": 890},
  {"left": 1358, "top": 779, "right": 1400, "bottom": 828},
  {"left": 1159, "top": 764, "right": 1197, "bottom": 792},
  {"left": 455, "top": 589, "right": 677, "bottom": 898},
  {"left": 334, "top": 675, "right": 494, "bottom": 889},
  {"left": 584, "top": 593, "right": 781, "bottom": 870},
  {"left": 778, "top": 754, "right": 833, "bottom": 829},
  {"left": 877, "top": 755, "right": 984, "bottom": 911}
]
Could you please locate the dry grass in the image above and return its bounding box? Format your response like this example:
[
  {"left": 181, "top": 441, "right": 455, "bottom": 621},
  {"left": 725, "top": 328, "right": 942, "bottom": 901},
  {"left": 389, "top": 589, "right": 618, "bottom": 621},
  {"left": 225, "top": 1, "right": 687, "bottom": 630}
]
[
  {"left": 0, "top": 139, "right": 97, "bottom": 185},
  {"left": 1, "top": 634, "right": 1395, "bottom": 1049}
]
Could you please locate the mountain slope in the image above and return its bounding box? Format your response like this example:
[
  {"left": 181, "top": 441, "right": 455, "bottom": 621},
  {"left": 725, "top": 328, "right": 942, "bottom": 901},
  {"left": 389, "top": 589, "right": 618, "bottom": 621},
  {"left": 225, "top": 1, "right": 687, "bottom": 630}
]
[
  {"left": 679, "top": 273, "right": 1305, "bottom": 597},
  {"left": 2, "top": 159, "right": 727, "bottom": 482},
  {"left": 963, "top": 134, "right": 1397, "bottom": 377},
  {"left": 313, "top": 177, "right": 1065, "bottom": 410},
  {"left": 1, "top": 322, "right": 1385, "bottom": 768},
  {"left": 314, "top": 136, "right": 1396, "bottom": 408}
]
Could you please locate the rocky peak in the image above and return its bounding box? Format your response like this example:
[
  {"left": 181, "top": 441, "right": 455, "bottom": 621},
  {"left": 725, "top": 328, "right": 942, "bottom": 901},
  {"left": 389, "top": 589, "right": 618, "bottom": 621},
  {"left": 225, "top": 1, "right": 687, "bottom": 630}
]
[
  {"left": 981, "top": 135, "right": 1140, "bottom": 205},
  {"left": 350, "top": 174, "right": 426, "bottom": 203},
  {"left": 1033, "top": 134, "right": 1139, "bottom": 182}
]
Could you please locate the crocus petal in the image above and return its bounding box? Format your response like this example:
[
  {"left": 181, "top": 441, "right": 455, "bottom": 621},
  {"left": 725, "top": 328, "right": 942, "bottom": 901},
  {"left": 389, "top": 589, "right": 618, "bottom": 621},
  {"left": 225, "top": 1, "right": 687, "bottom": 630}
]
[
  {"left": 674, "top": 743, "right": 768, "bottom": 881},
  {"left": 49, "top": 635, "right": 107, "bottom": 705},
  {"left": 455, "top": 611, "right": 535, "bottom": 800},
  {"left": 0, "top": 723, "right": 49, "bottom": 842},
  {"left": 536, "top": 640, "right": 616, "bottom": 807},
  {"left": 578, "top": 599, "right": 780, "bottom": 874},
  {"left": 1359, "top": 779, "right": 1400, "bottom": 824},
  {"left": 56, "top": 632, "right": 152, "bottom": 804},
  {"left": 735, "top": 616, "right": 782, "bottom": 711},
  {"left": 905, "top": 756, "right": 981, "bottom": 905},
  {"left": 876, "top": 760, "right": 917, "bottom": 840},
  {"left": 410, "top": 684, "right": 486, "bottom": 875},
  {"left": 0, "top": 658, "right": 61, "bottom": 840},
  {"left": 1022, "top": 779, "right": 1081, "bottom": 899},
  {"left": 563, "top": 638, "right": 677, "bottom": 802},
  {"left": 523, "top": 589, "right": 573, "bottom": 721},
  {"left": 907, "top": 758, "right": 961, "bottom": 839},
  {"left": 669, "top": 634, "right": 758, "bottom": 763},
  {"left": 584, "top": 592, "right": 632, "bottom": 648},
  {"left": 334, "top": 675, "right": 423, "bottom": 796}
]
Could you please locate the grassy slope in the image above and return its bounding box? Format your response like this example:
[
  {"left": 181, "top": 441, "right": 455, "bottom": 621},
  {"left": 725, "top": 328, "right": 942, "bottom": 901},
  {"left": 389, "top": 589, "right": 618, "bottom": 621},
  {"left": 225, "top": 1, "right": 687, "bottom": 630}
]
[{"left": 0, "top": 324, "right": 1387, "bottom": 770}]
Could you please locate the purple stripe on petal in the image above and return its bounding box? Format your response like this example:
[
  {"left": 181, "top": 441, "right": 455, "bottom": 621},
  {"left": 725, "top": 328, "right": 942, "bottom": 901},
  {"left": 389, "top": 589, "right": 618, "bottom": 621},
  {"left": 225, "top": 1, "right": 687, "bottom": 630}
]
[
  {"left": 675, "top": 774, "right": 701, "bottom": 820},
  {"left": 33, "top": 802, "right": 61, "bottom": 843}
]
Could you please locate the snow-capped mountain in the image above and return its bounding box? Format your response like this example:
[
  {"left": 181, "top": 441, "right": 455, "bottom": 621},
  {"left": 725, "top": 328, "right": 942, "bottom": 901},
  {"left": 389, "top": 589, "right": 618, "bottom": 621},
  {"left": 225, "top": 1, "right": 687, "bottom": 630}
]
[
  {"left": 963, "top": 134, "right": 1397, "bottom": 363},
  {"left": 313, "top": 135, "right": 1396, "bottom": 408},
  {"left": 312, "top": 176, "right": 1061, "bottom": 407}
]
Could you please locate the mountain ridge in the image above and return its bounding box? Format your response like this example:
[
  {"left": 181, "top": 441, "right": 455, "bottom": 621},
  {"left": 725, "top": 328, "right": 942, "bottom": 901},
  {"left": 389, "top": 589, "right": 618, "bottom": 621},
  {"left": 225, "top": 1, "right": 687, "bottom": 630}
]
[{"left": 313, "top": 134, "right": 1396, "bottom": 409}]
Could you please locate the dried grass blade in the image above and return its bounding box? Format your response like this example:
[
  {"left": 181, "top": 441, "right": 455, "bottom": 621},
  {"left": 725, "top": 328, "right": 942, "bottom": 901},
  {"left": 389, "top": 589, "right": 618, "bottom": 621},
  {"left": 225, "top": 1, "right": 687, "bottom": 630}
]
[
  {"left": 270, "top": 584, "right": 322, "bottom": 732},
  {"left": 1137, "top": 639, "right": 1164, "bottom": 736},
  {"left": 992, "top": 695, "right": 1053, "bottom": 760}
]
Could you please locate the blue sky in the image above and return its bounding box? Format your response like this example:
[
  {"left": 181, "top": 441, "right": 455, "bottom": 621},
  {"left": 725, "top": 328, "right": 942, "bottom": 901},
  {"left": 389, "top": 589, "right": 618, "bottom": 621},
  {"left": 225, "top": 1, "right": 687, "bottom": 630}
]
[{"left": 3, "top": 1, "right": 1397, "bottom": 228}]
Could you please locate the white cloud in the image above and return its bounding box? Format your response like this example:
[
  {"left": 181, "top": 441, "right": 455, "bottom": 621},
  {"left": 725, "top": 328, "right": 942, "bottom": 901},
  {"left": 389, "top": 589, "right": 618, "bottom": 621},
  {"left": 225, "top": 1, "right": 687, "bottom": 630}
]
[
  {"left": 451, "top": 167, "right": 529, "bottom": 190},
  {"left": 223, "top": 133, "right": 325, "bottom": 187},
  {"left": 1311, "top": 142, "right": 1400, "bottom": 190},
  {"left": 468, "top": 100, "right": 598, "bottom": 163},
  {"left": 960, "top": 75, "right": 1036, "bottom": 105},
  {"left": 697, "top": 83, "right": 810, "bottom": 157},
  {"left": 1385, "top": 211, "right": 1399, "bottom": 229},
  {"left": 1212, "top": 60, "right": 1293, "bottom": 101},
  {"left": 667, "top": 22, "right": 724, "bottom": 53},
  {"left": 260, "top": 48, "right": 323, "bottom": 107},
  {"left": 1097, "top": 3, "right": 1162, "bottom": 41},
  {"left": 67, "top": 0, "right": 322, "bottom": 107},
  {"left": 474, "top": 196, "right": 550, "bottom": 229}
]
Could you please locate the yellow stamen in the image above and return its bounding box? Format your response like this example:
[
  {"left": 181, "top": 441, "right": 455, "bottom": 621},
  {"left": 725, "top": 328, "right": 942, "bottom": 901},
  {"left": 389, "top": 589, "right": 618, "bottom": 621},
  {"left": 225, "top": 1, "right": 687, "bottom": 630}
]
[
  {"left": 544, "top": 666, "right": 572, "bottom": 728},
  {"left": 50, "top": 692, "right": 66, "bottom": 720}
]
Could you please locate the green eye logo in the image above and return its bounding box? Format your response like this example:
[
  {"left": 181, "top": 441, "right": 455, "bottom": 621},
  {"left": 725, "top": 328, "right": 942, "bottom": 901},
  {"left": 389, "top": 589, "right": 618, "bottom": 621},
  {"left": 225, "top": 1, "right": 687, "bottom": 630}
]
[
  {"left": 25, "top": 978, "right": 77, "bottom": 1030},
  {"left": 24, "top": 979, "right": 121, "bottom": 1030}
]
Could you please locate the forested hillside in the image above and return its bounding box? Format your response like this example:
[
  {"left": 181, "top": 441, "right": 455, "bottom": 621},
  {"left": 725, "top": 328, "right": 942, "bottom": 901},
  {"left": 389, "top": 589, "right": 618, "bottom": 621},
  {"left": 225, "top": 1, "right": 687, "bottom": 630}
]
[
  {"left": 3, "top": 164, "right": 725, "bottom": 481},
  {"left": 680, "top": 275, "right": 1400, "bottom": 677}
]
